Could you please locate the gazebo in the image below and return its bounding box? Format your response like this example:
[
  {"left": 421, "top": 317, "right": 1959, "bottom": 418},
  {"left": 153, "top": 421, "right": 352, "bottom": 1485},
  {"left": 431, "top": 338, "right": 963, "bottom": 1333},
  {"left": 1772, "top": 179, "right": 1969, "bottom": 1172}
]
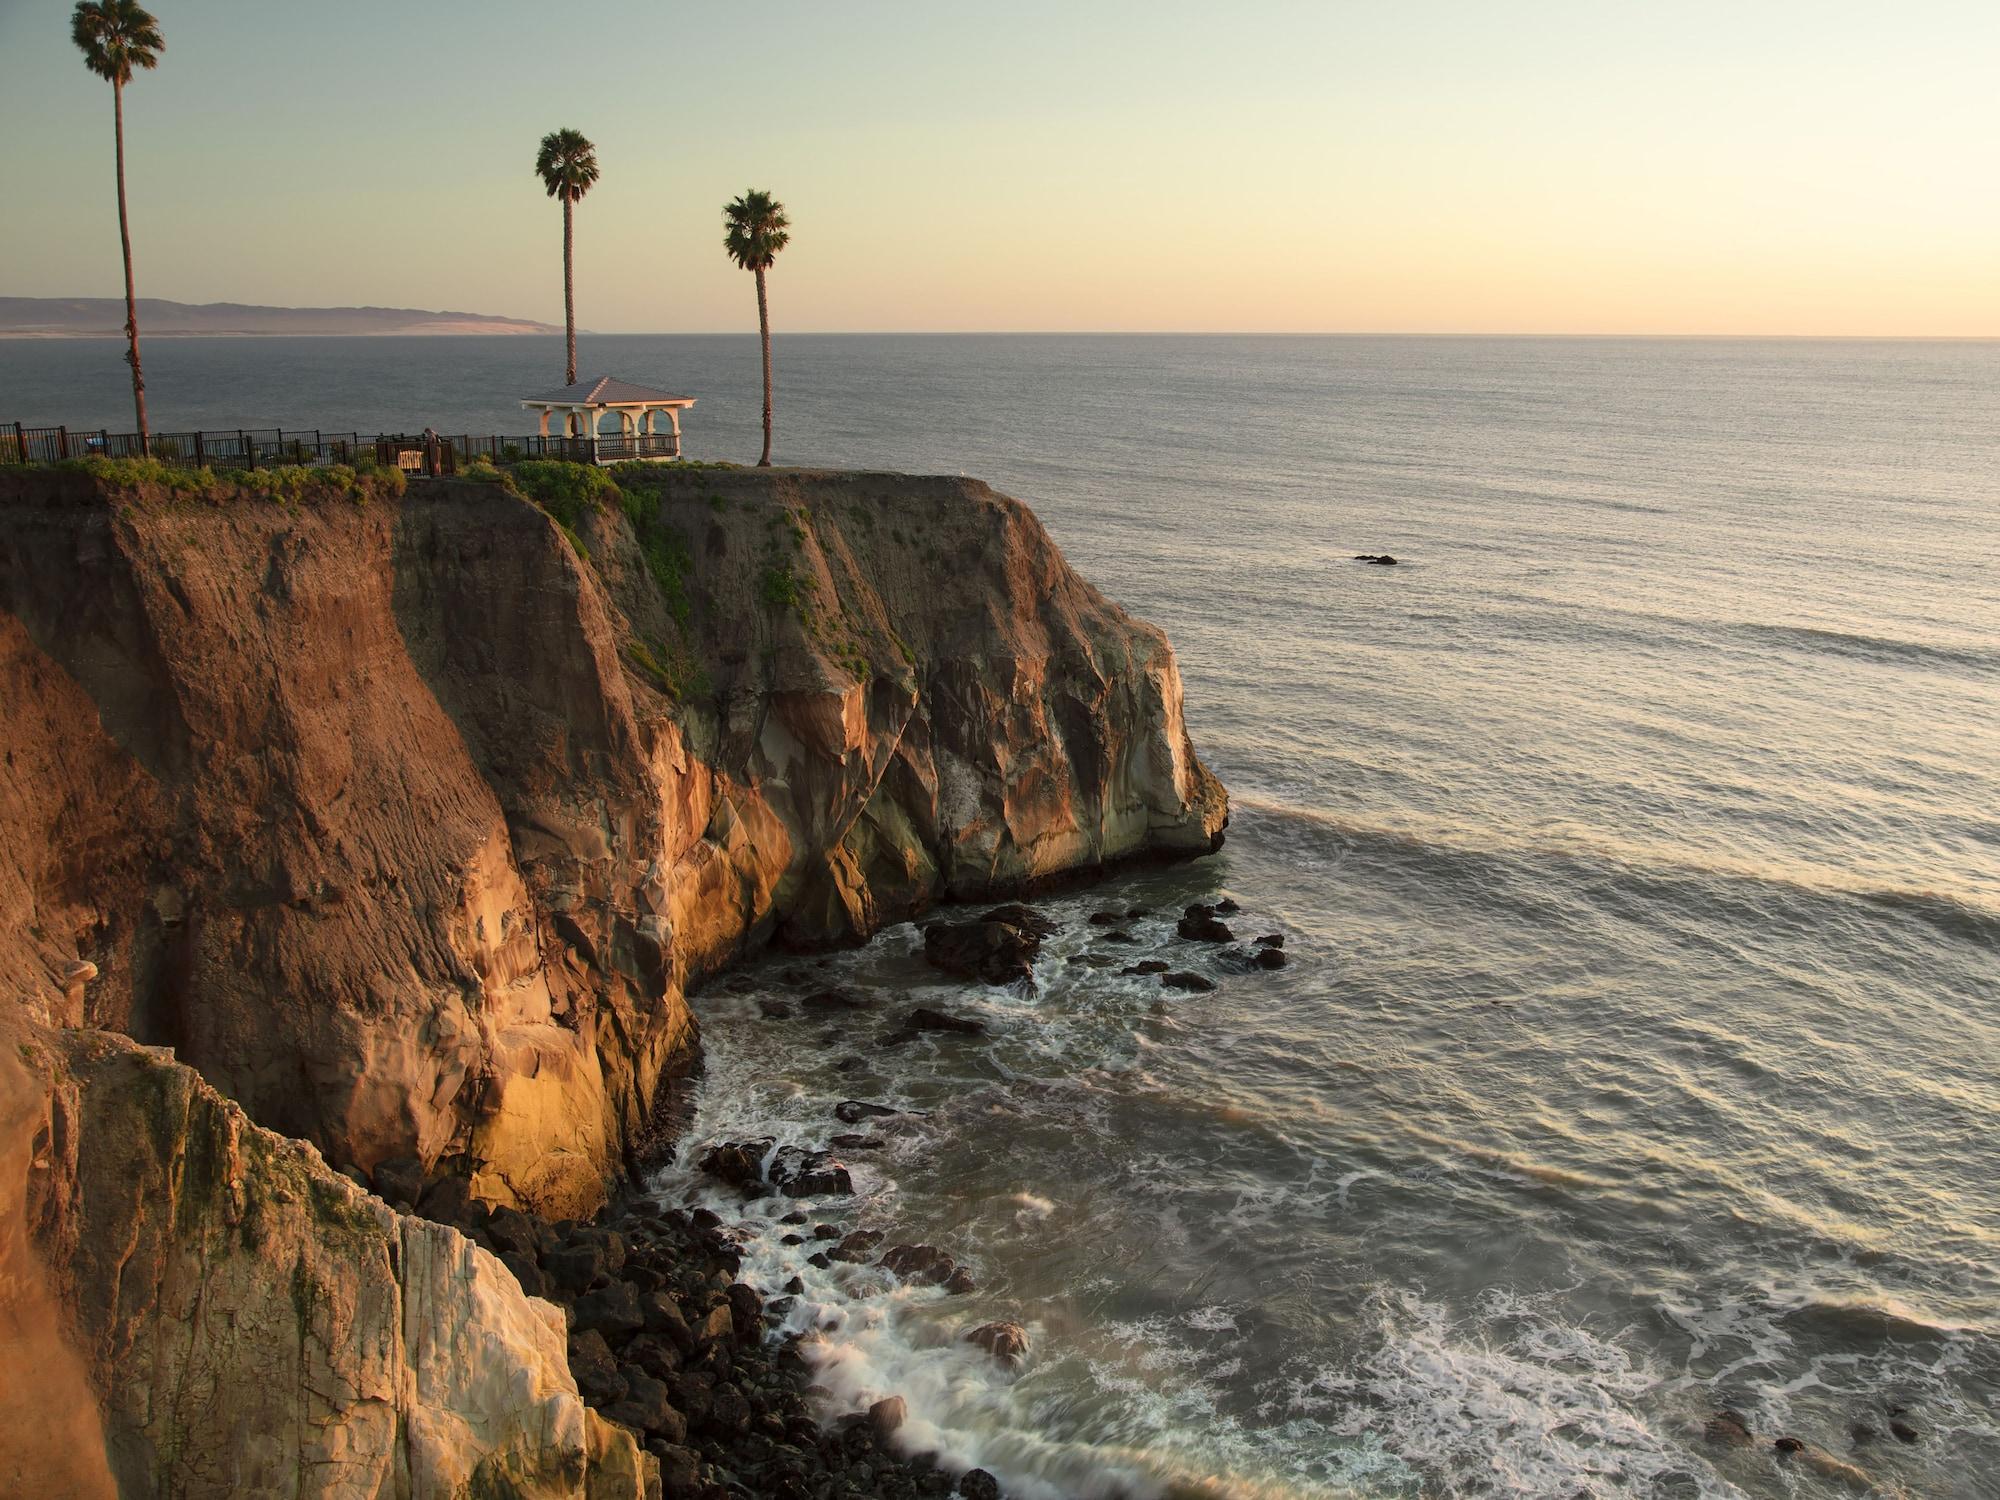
[{"left": 521, "top": 376, "right": 695, "bottom": 464}]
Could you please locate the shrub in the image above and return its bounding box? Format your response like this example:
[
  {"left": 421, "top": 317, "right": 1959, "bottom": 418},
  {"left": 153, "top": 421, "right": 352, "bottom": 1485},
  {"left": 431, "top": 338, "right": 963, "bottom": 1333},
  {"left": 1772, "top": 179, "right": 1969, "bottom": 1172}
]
[
  {"left": 459, "top": 458, "right": 510, "bottom": 486},
  {"left": 507, "top": 460, "right": 618, "bottom": 528},
  {"left": 759, "top": 564, "right": 811, "bottom": 612},
  {"left": 49, "top": 455, "right": 405, "bottom": 504}
]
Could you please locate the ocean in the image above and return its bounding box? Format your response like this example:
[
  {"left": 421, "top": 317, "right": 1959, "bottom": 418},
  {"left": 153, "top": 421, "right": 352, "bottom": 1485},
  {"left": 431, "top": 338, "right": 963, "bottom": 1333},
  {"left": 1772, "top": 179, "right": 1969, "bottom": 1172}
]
[{"left": 6, "top": 333, "right": 1997, "bottom": 1497}]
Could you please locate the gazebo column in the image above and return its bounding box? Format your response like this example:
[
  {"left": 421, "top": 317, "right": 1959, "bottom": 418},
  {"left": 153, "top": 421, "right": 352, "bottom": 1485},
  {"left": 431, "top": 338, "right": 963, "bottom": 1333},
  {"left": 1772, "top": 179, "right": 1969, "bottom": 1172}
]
[{"left": 669, "top": 409, "right": 682, "bottom": 456}]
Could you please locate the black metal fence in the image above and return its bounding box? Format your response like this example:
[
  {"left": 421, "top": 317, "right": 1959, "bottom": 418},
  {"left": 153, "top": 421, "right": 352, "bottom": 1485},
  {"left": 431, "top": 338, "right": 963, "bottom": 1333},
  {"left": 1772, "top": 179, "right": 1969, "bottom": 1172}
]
[{"left": 0, "top": 422, "right": 681, "bottom": 474}]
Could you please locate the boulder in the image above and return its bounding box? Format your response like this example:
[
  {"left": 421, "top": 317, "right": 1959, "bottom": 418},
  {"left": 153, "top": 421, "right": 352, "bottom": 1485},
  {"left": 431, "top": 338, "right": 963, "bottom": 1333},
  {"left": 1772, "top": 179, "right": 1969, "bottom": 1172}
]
[
  {"left": 1177, "top": 911, "right": 1234, "bottom": 943},
  {"left": 964, "top": 1321, "right": 1029, "bottom": 1367},
  {"left": 547, "top": 1243, "right": 612, "bottom": 1294},
  {"left": 832, "top": 1230, "right": 884, "bottom": 1263},
  {"left": 371, "top": 1154, "right": 425, "bottom": 1208},
  {"left": 960, "top": 1469, "right": 1001, "bottom": 1500},
  {"left": 835, "top": 1100, "right": 898, "bottom": 1124},
  {"left": 606, "top": 1371, "right": 685, "bottom": 1442},
  {"left": 573, "top": 1281, "right": 646, "bottom": 1343},
  {"left": 651, "top": 1442, "right": 701, "bottom": 1499},
  {"left": 770, "top": 1146, "right": 853, "bottom": 1198},
  {"left": 569, "top": 1329, "right": 628, "bottom": 1405},
  {"left": 878, "top": 1243, "right": 960, "bottom": 1285},
  {"left": 707, "top": 1384, "right": 752, "bottom": 1437},
  {"left": 696, "top": 1140, "right": 770, "bottom": 1190},
  {"left": 1162, "top": 971, "right": 1216, "bottom": 993},
  {"left": 923, "top": 915, "right": 1044, "bottom": 986},
  {"left": 869, "top": 1395, "right": 909, "bottom": 1437},
  {"left": 981, "top": 903, "right": 1058, "bottom": 937},
  {"left": 1121, "top": 961, "right": 1170, "bottom": 976}
]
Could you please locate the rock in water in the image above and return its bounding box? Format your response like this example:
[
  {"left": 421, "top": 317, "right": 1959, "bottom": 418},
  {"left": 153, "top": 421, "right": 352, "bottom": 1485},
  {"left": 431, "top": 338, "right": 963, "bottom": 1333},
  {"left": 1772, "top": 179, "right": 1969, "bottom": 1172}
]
[
  {"left": 923, "top": 912, "right": 1048, "bottom": 985},
  {"left": 869, "top": 1395, "right": 908, "bottom": 1437},
  {"left": 1162, "top": 971, "right": 1217, "bottom": 993},
  {"left": 965, "top": 1321, "right": 1030, "bottom": 1367},
  {"left": 835, "top": 1099, "right": 899, "bottom": 1124},
  {"left": 1177, "top": 904, "right": 1235, "bottom": 942}
]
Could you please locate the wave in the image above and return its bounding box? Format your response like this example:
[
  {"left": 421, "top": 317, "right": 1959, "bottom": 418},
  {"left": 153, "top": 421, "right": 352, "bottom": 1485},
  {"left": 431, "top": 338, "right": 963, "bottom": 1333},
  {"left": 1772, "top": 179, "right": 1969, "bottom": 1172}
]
[
  {"left": 1231, "top": 795, "right": 2000, "bottom": 951},
  {"left": 1734, "top": 620, "right": 1999, "bottom": 676}
]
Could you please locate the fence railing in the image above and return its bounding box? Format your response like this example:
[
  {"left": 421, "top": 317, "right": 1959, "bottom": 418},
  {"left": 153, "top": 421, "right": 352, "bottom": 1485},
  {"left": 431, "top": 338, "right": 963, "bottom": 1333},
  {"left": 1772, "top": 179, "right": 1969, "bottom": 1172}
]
[{"left": 0, "top": 422, "right": 681, "bottom": 474}]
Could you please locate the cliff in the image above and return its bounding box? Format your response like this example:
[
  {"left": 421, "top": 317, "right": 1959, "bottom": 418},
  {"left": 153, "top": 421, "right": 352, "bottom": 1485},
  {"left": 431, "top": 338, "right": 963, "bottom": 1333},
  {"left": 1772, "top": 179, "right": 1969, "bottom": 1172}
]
[
  {"left": 0, "top": 463, "right": 1223, "bottom": 1220},
  {"left": 0, "top": 459, "right": 1223, "bottom": 1494}
]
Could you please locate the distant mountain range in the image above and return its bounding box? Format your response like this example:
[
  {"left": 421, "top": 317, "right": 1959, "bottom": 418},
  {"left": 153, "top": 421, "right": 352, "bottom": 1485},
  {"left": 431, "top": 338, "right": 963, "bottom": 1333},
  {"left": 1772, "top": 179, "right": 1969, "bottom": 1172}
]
[{"left": 0, "top": 297, "right": 564, "bottom": 337}]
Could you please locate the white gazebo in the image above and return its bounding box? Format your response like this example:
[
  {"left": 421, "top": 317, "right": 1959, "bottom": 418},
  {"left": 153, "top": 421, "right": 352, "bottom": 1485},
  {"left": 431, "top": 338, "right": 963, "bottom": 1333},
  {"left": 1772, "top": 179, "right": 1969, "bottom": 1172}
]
[{"left": 521, "top": 376, "right": 695, "bottom": 463}]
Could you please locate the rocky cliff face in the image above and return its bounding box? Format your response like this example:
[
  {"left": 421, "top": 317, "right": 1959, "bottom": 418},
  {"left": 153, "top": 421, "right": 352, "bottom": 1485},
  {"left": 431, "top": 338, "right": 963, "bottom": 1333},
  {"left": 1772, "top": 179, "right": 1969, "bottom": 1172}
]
[
  {"left": 0, "top": 464, "right": 1223, "bottom": 1225},
  {"left": 1, "top": 1015, "right": 648, "bottom": 1499}
]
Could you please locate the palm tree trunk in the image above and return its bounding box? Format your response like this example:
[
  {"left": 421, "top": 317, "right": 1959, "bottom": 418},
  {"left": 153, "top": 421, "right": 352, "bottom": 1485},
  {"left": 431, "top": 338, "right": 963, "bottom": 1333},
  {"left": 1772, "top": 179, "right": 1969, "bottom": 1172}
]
[
  {"left": 562, "top": 195, "right": 577, "bottom": 386},
  {"left": 756, "top": 266, "right": 773, "bottom": 467},
  {"left": 113, "top": 79, "right": 149, "bottom": 456}
]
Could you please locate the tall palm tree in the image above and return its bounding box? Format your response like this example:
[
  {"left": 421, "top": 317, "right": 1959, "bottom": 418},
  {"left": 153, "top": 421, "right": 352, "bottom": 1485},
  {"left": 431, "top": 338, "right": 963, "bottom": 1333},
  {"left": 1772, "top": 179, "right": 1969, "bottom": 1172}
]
[
  {"left": 534, "top": 128, "right": 599, "bottom": 386},
  {"left": 723, "top": 190, "right": 790, "bottom": 467},
  {"left": 72, "top": 0, "right": 163, "bottom": 456}
]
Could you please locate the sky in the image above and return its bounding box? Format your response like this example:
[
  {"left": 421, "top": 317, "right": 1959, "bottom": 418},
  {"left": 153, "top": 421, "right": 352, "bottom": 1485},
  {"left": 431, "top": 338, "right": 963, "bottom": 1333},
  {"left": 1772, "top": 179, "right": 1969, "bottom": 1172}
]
[{"left": 3, "top": 0, "right": 1997, "bottom": 336}]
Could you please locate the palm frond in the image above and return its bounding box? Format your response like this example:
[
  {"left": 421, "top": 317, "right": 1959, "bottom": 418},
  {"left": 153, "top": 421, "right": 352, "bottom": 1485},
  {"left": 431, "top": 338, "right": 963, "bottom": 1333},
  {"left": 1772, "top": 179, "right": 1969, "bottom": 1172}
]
[
  {"left": 722, "top": 189, "right": 792, "bottom": 271},
  {"left": 534, "top": 127, "right": 600, "bottom": 202},
  {"left": 71, "top": 0, "right": 164, "bottom": 86}
]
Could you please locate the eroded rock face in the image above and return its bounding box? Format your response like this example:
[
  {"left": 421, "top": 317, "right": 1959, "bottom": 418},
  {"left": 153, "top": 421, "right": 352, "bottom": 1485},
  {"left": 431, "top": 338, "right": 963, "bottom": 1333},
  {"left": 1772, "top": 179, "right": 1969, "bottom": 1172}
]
[
  {"left": 2, "top": 1018, "right": 648, "bottom": 1500},
  {"left": 0, "top": 466, "right": 1223, "bottom": 1222}
]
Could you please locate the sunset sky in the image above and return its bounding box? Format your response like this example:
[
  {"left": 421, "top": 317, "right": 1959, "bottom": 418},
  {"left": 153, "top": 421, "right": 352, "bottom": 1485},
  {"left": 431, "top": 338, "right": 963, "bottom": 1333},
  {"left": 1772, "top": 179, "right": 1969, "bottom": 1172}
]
[{"left": 4, "top": 0, "right": 1996, "bottom": 335}]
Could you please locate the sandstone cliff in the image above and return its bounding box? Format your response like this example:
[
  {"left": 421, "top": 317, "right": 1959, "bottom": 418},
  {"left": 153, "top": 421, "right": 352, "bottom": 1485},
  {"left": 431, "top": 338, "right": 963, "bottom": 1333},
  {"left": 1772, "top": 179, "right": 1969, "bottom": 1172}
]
[
  {"left": 0, "top": 459, "right": 1224, "bottom": 1495},
  {"left": 0, "top": 463, "right": 1224, "bottom": 1222},
  {"left": 0, "top": 1014, "right": 649, "bottom": 1499}
]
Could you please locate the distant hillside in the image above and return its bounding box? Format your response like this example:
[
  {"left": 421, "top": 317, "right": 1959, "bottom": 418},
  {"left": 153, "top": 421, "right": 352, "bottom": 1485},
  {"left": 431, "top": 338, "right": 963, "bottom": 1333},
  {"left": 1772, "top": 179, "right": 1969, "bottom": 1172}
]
[{"left": 0, "top": 297, "right": 564, "bottom": 337}]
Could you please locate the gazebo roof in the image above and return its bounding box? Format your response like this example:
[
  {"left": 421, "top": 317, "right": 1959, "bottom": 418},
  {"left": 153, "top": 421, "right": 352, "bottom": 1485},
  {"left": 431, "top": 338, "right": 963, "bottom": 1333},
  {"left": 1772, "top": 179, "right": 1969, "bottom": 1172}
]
[{"left": 521, "top": 376, "right": 694, "bottom": 407}]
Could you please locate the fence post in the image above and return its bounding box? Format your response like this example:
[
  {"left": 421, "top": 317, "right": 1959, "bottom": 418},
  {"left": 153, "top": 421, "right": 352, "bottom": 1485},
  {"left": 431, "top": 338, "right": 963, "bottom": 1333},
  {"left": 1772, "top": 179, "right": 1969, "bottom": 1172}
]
[
  {"left": 193, "top": 431, "right": 205, "bottom": 466},
  {"left": 242, "top": 432, "right": 254, "bottom": 469},
  {"left": 14, "top": 422, "right": 24, "bottom": 462},
  {"left": 57, "top": 426, "right": 70, "bottom": 459}
]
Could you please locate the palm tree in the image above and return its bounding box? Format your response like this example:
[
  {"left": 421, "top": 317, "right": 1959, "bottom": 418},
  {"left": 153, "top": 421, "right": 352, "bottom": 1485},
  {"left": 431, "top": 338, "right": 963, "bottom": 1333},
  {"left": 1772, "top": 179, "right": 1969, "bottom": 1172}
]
[
  {"left": 533, "top": 128, "right": 599, "bottom": 386},
  {"left": 72, "top": 0, "right": 163, "bottom": 456},
  {"left": 723, "top": 190, "right": 790, "bottom": 467}
]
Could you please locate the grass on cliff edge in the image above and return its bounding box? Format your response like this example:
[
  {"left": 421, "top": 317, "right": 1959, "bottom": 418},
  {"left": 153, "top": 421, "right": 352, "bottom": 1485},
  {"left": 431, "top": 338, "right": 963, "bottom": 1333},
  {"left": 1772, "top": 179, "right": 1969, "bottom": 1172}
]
[{"left": 37, "top": 455, "right": 408, "bottom": 505}]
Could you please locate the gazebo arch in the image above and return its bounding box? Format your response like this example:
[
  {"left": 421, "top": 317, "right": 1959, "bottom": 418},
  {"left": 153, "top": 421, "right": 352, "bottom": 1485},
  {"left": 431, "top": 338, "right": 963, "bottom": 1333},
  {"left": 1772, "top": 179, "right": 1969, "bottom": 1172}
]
[{"left": 520, "top": 376, "right": 696, "bottom": 464}]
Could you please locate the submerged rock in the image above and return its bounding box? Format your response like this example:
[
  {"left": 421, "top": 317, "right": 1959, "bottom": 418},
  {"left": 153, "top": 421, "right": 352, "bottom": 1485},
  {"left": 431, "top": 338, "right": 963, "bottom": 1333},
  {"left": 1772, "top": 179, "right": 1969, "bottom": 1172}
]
[
  {"left": 1354, "top": 553, "right": 1399, "bottom": 565},
  {"left": 1162, "top": 971, "right": 1217, "bottom": 993},
  {"left": 906, "top": 1005, "right": 987, "bottom": 1035}
]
